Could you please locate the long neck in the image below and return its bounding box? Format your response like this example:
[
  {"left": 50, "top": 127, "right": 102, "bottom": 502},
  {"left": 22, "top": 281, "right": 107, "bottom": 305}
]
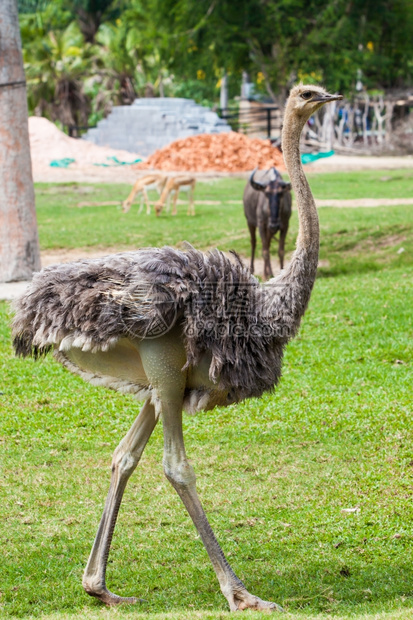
[
  {"left": 282, "top": 111, "right": 319, "bottom": 255},
  {"left": 267, "top": 107, "right": 320, "bottom": 336}
]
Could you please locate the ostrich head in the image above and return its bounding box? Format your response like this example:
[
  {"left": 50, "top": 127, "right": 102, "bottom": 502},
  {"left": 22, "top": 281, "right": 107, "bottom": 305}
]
[{"left": 286, "top": 84, "right": 343, "bottom": 121}]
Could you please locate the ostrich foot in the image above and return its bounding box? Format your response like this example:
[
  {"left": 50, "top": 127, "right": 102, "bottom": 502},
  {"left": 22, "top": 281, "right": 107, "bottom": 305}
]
[
  {"left": 224, "top": 586, "right": 284, "bottom": 613},
  {"left": 83, "top": 581, "right": 143, "bottom": 606}
]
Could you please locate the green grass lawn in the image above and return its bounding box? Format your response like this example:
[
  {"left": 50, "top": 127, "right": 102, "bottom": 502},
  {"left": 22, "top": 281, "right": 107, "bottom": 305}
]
[
  {"left": 35, "top": 168, "right": 413, "bottom": 276},
  {"left": 1, "top": 170, "right": 413, "bottom": 619}
]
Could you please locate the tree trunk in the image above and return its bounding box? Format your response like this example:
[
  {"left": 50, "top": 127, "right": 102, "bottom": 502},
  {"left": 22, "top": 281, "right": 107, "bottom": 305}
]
[{"left": 0, "top": 0, "right": 41, "bottom": 282}]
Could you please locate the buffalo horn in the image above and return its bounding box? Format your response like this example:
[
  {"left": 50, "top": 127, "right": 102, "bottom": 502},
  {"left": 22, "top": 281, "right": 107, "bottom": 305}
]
[{"left": 249, "top": 167, "right": 269, "bottom": 192}]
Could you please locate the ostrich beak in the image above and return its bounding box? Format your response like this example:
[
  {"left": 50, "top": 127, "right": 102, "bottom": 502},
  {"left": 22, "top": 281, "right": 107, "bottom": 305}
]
[{"left": 313, "top": 92, "right": 343, "bottom": 103}]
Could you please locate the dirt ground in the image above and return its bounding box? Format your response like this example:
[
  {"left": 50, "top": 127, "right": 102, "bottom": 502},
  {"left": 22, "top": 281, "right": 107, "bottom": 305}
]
[
  {"left": 32, "top": 153, "right": 413, "bottom": 184},
  {"left": 304, "top": 153, "right": 413, "bottom": 173}
]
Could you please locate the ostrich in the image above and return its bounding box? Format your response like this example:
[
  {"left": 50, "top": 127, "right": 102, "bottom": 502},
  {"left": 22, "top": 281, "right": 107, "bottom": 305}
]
[
  {"left": 243, "top": 167, "right": 292, "bottom": 279},
  {"left": 12, "top": 84, "right": 342, "bottom": 613}
]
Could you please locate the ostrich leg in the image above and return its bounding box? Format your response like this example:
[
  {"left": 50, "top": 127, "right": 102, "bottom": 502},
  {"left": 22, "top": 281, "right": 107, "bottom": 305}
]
[
  {"left": 159, "top": 395, "right": 283, "bottom": 612},
  {"left": 83, "top": 398, "right": 158, "bottom": 604},
  {"left": 138, "top": 332, "right": 283, "bottom": 612}
]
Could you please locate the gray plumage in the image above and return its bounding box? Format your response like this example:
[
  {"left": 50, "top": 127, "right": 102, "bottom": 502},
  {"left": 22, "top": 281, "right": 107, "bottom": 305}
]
[{"left": 12, "top": 243, "right": 316, "bottom": 403}]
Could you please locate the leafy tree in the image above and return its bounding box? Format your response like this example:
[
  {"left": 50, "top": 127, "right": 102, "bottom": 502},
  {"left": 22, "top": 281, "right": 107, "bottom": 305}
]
[
  {"left": 148, "top": 0, "right": 413, "bottom": 100},
  {"left": 147, "top": 0, "right": 257, "bottom": 101},
  {"left": 67, "top": 0, "right": 121, "bottom": 42},
  {"left": 23, "top": 21, "right": 96, "bottom": 125},
  {"left": 18, "top": 0, "right": 72, "bottom": 29},
  {"left": 94, "top": 23, "right": 140, "bottom": 104},
  {"left": 18, "top": 0, "right": 52, "bottom": 12},
  {"left": 293, "top": 0, "right": 413, "bottom": 92},
  {"left": 18, "top": 0, "right": 413, "bottom": 121}
]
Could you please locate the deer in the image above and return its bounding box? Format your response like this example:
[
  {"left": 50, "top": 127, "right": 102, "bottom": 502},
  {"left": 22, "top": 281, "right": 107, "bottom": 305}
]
[
  {"left": 243, "top": 167, "right": 292, "bottom": 280},
  {"left": 122, "top": 174, "right": 168, "bottom": 214},
  {"left": 154, "top": 175, "right": 196, "bottom": 217}
]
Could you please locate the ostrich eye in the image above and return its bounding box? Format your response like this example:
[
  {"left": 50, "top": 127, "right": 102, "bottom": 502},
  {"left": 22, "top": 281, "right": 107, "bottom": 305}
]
[{"left": 301, "top": 91, "right": 313, "bottom": 100}]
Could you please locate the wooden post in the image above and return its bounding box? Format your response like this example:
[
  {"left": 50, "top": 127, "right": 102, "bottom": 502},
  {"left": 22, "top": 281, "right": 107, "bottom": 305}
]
[
  {"left": 264, "top": 108, "right": 269, "bottom": 139},
  {"left": 320, "top": 102, "right": 336, "bottom": 151},
  {"left": 0, "top": 0, "right": 41, "bottom": 282},
  {"left": 219, "top": 71, "right": 228, "bottom": 111}
]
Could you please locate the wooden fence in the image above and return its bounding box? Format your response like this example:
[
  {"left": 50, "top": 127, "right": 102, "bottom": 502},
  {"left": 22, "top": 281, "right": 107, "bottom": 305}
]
[
  {"left": 302, "top": 93, "right": 412, "bottom": 153},
  {"left": 219, "top": 93, "right": 412, "bottom": 153}
]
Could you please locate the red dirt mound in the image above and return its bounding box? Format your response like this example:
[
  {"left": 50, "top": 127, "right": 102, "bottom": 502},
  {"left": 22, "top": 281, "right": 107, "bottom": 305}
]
[{"left": 135, "top": 131, "right": 285, "bottom": 173}]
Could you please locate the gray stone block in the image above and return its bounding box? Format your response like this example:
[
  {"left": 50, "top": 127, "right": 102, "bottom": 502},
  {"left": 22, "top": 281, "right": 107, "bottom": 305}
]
[{"left": 82, "top": 97, "right": 231, "bottom": 156}]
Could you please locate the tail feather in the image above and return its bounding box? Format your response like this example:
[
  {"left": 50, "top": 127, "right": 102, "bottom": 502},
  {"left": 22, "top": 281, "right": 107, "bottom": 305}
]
[
  {"left": 12, "top": 331, "right": 51, "bottom": 359},
  {"left": 11, "top": 294, "right": 49, "bottom": 358}
]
